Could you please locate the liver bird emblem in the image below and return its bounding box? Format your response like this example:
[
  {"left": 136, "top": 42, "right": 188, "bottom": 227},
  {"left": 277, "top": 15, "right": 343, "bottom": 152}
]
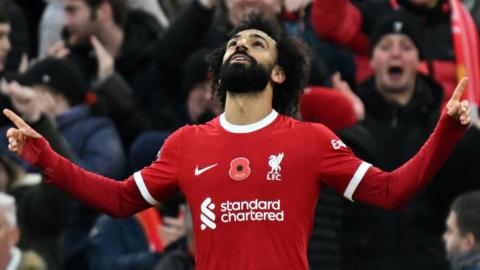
[{"left": 268, "top": 153, "right": 284, "bottom": 174}]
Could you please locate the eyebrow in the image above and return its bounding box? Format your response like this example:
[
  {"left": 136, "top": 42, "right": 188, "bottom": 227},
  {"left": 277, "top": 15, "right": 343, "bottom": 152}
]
[{"left": 229, "top": 33, "right": 276, "bottom": 47}]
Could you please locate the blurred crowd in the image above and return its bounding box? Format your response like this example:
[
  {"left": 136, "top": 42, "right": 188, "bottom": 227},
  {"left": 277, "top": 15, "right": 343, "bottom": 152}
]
[{"left": 0, "top": 0, "right": 479, "bottom": 269}]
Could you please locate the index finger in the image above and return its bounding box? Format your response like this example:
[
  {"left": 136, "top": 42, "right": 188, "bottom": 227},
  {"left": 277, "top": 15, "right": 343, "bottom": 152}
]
[
  {"left": 451, "top": 77, "right": 469, "bottom": 102},
  {"left": 3, "top": 109, "right": 29, "bottom": 129}
]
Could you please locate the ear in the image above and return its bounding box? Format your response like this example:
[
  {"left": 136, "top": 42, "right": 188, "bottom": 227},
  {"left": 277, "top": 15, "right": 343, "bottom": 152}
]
[
  {"left": 271, "top": 65, "right": 285, "bottom": 84},
  {"left": 463, "top": 233, "right": 477, "bottom": 251}
]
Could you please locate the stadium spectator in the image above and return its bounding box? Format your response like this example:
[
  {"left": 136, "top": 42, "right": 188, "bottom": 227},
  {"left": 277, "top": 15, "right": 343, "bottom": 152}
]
[
  {"left": 311, "top": 0, "right": 480, "bottom": 108},
  {"left": 88, "top": 207, "right": 186, "bottom": 270},
  {"left": 58, "top": 0, "right": 180, "bottom": 136},
  {"left": 3, "top": 57, "right": 126, "bottom": 270},
  {"left": 319, "top": 12, "right": 480, "bottom": 270},
  {"left": 444, "top": 190, "right": 480, "bottom": 270},
  {"left": 0, "top": 192, "right": 46, "bottom": 270}
]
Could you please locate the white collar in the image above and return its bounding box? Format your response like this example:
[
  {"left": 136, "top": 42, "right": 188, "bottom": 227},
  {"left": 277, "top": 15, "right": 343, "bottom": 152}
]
[
  {"left": 219, "top": 110, "right": 278, "bottom": 133},
  {"left": 6, "top": 247, "right": 21, "bottom": 270}
]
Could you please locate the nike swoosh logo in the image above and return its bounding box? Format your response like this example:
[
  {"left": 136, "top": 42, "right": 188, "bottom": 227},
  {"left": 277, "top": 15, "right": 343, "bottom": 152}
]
[{"left": 195, "top": 164, "right": 218, "bottom": 176}]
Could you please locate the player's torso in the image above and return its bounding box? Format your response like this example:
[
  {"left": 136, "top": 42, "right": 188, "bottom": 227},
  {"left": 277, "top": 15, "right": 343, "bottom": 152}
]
[{"left": 177, "top": 117, "right": 320, "bottom": 269}]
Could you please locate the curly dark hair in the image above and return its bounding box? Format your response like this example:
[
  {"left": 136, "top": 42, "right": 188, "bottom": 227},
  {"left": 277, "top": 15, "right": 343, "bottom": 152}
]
[{"left": 208, "top": 13, "right": 311, "bottom": 115}]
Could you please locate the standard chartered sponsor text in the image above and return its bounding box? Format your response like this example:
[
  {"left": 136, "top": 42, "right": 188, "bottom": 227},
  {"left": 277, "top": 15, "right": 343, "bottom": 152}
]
[{"left": 220, "top": 199, "right": 284, "bottom": 223}]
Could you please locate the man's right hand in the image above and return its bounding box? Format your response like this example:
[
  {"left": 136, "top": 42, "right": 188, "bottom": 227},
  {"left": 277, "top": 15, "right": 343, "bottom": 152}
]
[
  {"left": 331, "top": 72, "right": 365, "bottom": 121},
  {"left": 3, "top": 109, "right": 41, "bottom": 155},
  {"left": 1, "top": 81, "right": 42, "bottom": 123},
  {"left": 91, "top": 36, "right": 114, "bottom": 80},
  {"left": 47, "top": 41, "right": 70, "bottom": 59},
  {"left": 160, "top": 215, "right": 187, "bottom": 248}
]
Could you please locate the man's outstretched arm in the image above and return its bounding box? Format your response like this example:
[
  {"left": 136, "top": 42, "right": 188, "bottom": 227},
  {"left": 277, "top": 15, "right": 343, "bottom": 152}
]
[
  {"left": 320, "top": 78, "right": 471, "bottom": 210},
  {"left": 4, "top": 109, "right": 153, "bottom": 217},
  {"left": 354, "top": 78, "right": 470, "bottom": 209}
]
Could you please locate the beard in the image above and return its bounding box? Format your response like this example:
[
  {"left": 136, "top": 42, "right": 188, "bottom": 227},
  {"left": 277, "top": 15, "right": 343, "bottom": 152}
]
[{"left": 218, "top": 51, "right": 273, "bottom": 95}]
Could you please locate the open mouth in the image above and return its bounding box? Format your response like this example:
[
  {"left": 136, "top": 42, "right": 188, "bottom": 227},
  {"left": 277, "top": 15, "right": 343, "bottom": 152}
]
[
  {"left": 388, "top": 66, "right": 404, "bottom": 79},
  {"left": 229, "top": 53, "right": 252, "bottom": 64}
]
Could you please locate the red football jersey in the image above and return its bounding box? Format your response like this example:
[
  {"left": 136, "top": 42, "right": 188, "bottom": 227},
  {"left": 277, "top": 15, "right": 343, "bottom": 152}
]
[
  {"left": 29, "top": 109, "right": 465, "bottom": 270},
  {"left": 134, "top": 110, "right": 370, "bottom": 269}
]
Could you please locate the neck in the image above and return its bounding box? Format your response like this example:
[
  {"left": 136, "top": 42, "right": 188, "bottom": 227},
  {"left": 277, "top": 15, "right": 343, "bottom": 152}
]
[
  {"left": 224, "top": 86, "right": 273, "bottom": 125},
  {"left": 375, "top": 80, "right": 416, "bottom": 106},
  {"left": 97, "top": 25, "right": 124, "bottom": 57}
]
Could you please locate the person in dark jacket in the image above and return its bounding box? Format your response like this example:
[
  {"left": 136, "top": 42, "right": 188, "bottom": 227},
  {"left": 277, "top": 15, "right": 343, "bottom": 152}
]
[
  {"left": 334, "top": 14, "right": 480, "bottom": 270},
  {"left": 0, "top": 115, "right": 75, "bottom": 270},
  {"left": 87, "top": 135, "right": 186, "bottom": 270},
  {"left": 59, "top": 0, "right": 181, "bottom": 139},
  {"left": 443, "top": 190, "right": 480, "bottom": 270},
  {"left": 87, "top": 209, "right": 186, "bottom": 270},
  {"left": 154, "top": 206, "right": 194, "bottom": 270},
  {"left": 3, "top": 57, "right": 126, "bottom": 270},
  {"left": 311, "top": 0, "right": 480, "bottom": 106},
  {"left": 0, "top": 0, "right": 29, "bottom": 73},
  {"left": 0, "top": 8, "right": 15, "bottom": 128},
  {"left": 0, "top": 192, "right": 46, "bottom": 270},
  {"left": 0, "top": 8, "right": 10, "bottom": 75}
]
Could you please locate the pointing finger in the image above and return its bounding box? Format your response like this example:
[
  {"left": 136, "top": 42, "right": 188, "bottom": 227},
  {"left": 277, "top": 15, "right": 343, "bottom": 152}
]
[
  {"left": 450, "top": 77, "right": 468, "bottom": 102},
  {"left": 3, "top": 109, "right": 29, "bottom": 129}
]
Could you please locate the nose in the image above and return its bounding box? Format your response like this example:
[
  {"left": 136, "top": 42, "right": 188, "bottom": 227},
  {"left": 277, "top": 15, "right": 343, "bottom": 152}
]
[
  {"left": 0, "top": 37, "right": 10, "bottom": 52},
  {"left": 235, "top": 38, "right": 249, "bottom": 51},
  {"left": 64, "top": 14, "right": 73, "bottom": 29},
  {"left": 389, "top": 43, "right": 402, "bottom": 57}
]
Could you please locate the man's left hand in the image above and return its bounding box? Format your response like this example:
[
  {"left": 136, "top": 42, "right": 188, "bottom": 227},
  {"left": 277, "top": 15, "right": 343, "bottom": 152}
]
[{"left": 446, "top": 77, "right": 471, "bottom": 125}]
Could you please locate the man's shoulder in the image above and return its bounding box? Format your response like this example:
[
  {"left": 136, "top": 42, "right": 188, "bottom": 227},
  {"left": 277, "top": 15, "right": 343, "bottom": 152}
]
[
  {"left": 170, "top": 117, "right": 221, "bottom": 138},
  {"left": 283, "top": 116, "right": 331, "bottom": 133},
  {"left": 270, "top": 115, "right": 337, "bottom": 144}
]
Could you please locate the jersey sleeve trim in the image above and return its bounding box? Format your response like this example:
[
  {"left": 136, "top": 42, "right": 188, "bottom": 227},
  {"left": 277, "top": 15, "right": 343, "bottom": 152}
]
[
  {"left": 133, "top": 171, "right": 160, "bottom": 205},
  {"left": 343, "top": 161, "right": 371, "bottom": 201}
]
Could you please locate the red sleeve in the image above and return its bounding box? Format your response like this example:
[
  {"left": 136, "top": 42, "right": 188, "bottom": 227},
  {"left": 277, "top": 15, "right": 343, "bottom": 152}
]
[
  {"left": 132, "top": 128, "right": 184, "bottom": 205},
  {"left": 311, "top": 123, "right": 365, "bottom": 196},
  {"left": 311, "top": 0, "right": 369, "bottom": 54},
  {"left": 21, "top": 128, "right": 185, "bottom": 218},
  {"left": 21, "top": 137, "right": 148, "bottom": 218},
  {"left": 314, "top": 112, "right": 467, "bottom": 210}
]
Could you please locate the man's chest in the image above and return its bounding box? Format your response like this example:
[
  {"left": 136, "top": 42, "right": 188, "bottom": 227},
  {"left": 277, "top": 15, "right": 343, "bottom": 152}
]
[
  {"left": 176, "top": 138, "right": 320, "bottom": 232},
  {"left": 176, "top": 137, "right": 318, "bottom": 202},
  {"left": 181, "top": 144, "right": 297, "bottom": 187}
]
